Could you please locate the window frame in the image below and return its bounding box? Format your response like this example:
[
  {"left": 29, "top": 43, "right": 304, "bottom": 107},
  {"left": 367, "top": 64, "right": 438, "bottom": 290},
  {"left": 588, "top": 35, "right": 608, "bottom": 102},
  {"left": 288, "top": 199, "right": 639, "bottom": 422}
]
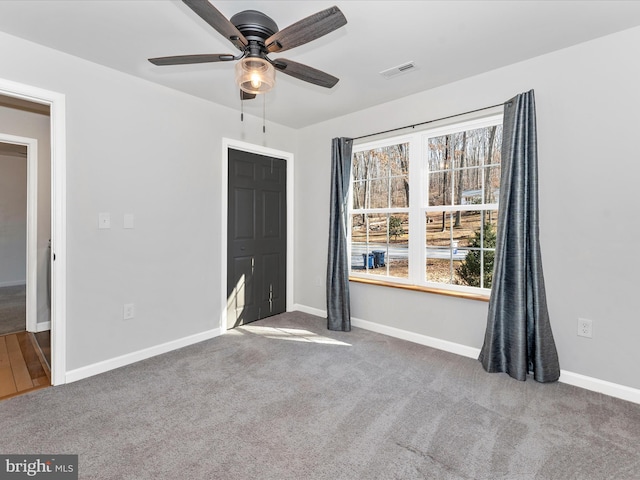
[{"left": 348, "top": 112, "right": 503, "bottom": 298}]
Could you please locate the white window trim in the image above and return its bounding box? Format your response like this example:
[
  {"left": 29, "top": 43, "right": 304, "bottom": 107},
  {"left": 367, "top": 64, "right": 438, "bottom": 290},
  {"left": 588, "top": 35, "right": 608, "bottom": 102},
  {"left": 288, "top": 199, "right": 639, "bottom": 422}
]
[{"left": 349, "top": 111, "right": 503, "bottom": 297}]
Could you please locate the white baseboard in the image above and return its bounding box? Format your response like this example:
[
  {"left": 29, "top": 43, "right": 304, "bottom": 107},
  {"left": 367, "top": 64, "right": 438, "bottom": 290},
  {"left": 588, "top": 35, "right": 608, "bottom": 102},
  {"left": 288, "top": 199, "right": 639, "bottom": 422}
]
[
  {"left": 293, "top": 303, "right": 325, "bottom": 318},
  {"left": 352, "top": 316, "right": 483, "bottom": 359},
  {"left": 65, "top": 328, "right": 222, "bottom": 384},
  {"left": 292, "top": 304, "right": 640, "bottom": 405},
  {"left": 35, "top": 321, "right": 51, "bottom": 333},
  {"left": 293, "top": 303, "right": 480, "bottom": 358},
  {"left": 0, "top": 280, "right": 26, "bottom": 288},
  {"left": 559, "top": 370, "right": 640, "bottom": 404}
]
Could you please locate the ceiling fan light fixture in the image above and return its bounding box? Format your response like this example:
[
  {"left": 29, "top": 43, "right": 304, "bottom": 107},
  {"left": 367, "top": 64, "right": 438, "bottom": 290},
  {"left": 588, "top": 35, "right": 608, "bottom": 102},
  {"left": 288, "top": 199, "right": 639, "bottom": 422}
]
[{"left": 235, "top": 57, "right": 275, "bottom": 94}]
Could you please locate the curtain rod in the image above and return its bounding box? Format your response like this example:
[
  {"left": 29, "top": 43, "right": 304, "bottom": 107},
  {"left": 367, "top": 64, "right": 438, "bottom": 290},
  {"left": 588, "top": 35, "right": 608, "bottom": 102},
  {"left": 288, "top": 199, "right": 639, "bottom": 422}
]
[{"left": 352, "top": 102, "right": 505, "bottom": 141}]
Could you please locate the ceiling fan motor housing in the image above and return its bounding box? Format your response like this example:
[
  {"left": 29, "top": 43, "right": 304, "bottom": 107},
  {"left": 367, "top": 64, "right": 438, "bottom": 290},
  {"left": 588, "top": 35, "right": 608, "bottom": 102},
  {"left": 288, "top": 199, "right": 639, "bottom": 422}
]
[{"left": 230, "top": 10, "right": 279, "bottom": 46}]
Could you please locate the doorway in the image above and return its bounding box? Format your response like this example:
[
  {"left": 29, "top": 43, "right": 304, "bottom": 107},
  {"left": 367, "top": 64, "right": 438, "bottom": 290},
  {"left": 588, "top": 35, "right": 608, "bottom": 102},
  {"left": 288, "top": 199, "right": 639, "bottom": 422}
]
[
  {"left": 221, "top": 139, "right": 294, "bottom": 331},
  {"left": 0, "top": 80, "right": 67, "bottom": 386},
  {"left": 0, "top": 139, "right": 32, "bottom": 337},
  {"left": 227, "top": 148, "right": 287, "bottom": 328}
]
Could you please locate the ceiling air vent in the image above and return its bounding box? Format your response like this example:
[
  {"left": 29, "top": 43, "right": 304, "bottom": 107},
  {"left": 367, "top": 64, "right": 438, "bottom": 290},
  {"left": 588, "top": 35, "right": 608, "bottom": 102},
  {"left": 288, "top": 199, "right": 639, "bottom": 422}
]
[{"left": 379, "top": 61, "right": 417, "bottom": 79}]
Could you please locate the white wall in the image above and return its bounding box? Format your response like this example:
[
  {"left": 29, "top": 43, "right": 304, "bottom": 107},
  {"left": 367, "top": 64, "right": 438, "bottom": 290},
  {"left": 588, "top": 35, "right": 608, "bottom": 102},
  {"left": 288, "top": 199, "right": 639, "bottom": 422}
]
[
  {"left": 1, "top": 23, "right": 638, "bottom": 392},
  {"left": 0, "top": 106, "right": 51, "bottom": 326},
  {"left": 0, "top": 31, "right": 298, "bottom": 372},
  {"left": 0, "top": 152, "right": 27, "bottom": 286},
  {"left": 295, "top": 26, "right": 640, "bottom": 391}
]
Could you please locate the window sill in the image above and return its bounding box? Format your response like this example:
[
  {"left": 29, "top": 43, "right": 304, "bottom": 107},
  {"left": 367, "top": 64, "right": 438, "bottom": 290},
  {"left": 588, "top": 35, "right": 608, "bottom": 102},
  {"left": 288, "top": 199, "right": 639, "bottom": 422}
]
[{"left": 349, "top": 276, "right": 490, "bottom": 302}]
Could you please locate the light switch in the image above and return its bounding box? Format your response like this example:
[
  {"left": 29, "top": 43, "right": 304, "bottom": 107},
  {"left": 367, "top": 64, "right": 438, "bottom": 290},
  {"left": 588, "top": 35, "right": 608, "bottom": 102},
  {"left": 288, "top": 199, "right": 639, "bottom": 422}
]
[
  {"left": 98, "top": 212, "right": 111, "bottom": 229},
  {"left": 123, "top": 303, "right": 135, "bottom": 320},
  {"left": 123, "top": 213, "right": 134, "bottom": 229}
]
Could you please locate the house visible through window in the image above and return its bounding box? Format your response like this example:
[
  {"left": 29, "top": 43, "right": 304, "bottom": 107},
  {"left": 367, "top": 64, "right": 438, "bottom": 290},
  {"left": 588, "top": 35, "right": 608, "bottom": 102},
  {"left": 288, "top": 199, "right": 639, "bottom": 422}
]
[{"left": 349, "top": 114, "right": 503, "bottom": 295}]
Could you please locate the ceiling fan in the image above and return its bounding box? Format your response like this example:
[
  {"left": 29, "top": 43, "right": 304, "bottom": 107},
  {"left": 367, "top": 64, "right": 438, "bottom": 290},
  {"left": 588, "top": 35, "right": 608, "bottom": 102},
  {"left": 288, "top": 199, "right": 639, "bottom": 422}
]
[{"left": 149, "top": 0, "right": 347, "bottom": 100}]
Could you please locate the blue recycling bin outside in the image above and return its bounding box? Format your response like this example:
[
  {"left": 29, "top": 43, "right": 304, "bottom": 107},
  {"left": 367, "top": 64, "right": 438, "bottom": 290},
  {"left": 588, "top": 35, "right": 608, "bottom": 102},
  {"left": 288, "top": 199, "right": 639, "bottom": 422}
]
[
  {"left": 372, "top": 250, "right": 386, "bottom": 267},
  {"left": 362, "top": 253, "right": 374, "bottom": 269}
]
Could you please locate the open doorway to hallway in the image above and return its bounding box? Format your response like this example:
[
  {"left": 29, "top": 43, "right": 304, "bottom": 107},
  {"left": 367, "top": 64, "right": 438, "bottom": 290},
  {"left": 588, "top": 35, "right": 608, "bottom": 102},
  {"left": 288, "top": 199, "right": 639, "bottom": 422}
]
[
  {"left": 0, "top": 95, "right": 52, "bottom": 398},
  {"left": 0, "top": 141, "right": 27, "bottom": 336}
]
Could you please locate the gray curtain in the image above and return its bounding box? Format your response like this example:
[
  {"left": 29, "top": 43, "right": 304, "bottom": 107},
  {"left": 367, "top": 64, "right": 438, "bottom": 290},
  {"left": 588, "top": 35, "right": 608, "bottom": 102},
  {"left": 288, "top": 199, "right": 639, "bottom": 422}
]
[
  {"left": 327, "top": 137, "right": 353, "bottom": 331},
  {"left": 479, "top": 90, "right": 560, "bottom": 382}
]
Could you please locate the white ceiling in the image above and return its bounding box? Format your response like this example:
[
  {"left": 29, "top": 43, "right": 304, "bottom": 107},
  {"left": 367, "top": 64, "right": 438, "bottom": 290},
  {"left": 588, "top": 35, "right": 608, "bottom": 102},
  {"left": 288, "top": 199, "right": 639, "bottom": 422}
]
[{"left": 1, "top": 1, "right": 640, "bottom": 128}]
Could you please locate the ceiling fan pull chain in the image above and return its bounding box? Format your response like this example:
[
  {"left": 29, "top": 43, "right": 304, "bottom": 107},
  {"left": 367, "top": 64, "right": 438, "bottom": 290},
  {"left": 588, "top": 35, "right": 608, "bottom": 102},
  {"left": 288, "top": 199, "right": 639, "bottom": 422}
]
[
  {"left": 263, "top": 94, "right": 266, "bottom": 134},
  {"left": 241, "top": 95, "right": 244, "bottom": 122}
]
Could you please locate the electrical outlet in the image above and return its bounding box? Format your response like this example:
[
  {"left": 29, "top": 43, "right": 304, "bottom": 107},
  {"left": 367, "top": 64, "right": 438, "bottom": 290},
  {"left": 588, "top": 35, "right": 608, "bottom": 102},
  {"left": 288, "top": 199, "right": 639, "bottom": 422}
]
[
  {"left": 577, "top": 318, "right": 592, "bottom": 338},
  {"left": 123, "top": 303, "right": 135, "bottom": 320}
]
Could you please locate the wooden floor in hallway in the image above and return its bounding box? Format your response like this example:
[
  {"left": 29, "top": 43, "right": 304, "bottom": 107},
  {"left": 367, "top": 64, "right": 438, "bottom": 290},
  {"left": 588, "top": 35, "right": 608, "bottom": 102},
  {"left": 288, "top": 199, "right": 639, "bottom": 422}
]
[{"left": 0, "top": 331, "right": 50, "bottom": 401}]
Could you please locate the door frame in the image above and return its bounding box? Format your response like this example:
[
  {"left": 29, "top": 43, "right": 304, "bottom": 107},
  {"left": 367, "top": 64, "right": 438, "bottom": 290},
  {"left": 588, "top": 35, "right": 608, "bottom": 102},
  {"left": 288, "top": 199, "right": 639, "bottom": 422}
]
[
  {"left": 0, "top": 133, "right": 38, "bottom": 333},
  {"left": 221, "top": 138, "right": 294, "bottom": 331},
  {"left": 0, "top": 78, "right": 67, "bottom": 386}
]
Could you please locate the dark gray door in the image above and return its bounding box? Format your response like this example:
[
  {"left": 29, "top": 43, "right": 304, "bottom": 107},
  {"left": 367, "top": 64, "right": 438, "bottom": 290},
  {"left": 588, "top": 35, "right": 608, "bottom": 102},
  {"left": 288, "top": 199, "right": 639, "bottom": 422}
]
[{"left": 227, "top": 148, "right": 286, "bottom": 329}]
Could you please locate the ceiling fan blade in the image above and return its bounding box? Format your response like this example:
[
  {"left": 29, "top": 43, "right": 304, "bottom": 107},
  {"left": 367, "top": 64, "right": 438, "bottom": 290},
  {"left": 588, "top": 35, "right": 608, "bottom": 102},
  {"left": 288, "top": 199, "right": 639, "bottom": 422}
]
[
  {"left": 265, "top": 6, "right": 347, "bottom": 53},
  {"left": 182, "top": 0, "right": 247, "bottom": 50},
  {"left": 240, "top": 90, "right": 256, "bottom": 100},
  {"left": 273, "top": 59, "right": 339, "bottom": 88},
  {"left": 148, "top": 54, "right": 236, "bottom": 66}
]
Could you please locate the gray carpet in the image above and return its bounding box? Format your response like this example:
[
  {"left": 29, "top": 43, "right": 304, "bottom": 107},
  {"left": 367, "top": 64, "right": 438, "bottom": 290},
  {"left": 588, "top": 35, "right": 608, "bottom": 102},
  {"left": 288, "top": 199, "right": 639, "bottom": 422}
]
[
  {"left": 1, "top": 311, "right": 639, "bottom": 479},
  {"left": 0, "top": 284, "right": 26, "bottom": 335}
]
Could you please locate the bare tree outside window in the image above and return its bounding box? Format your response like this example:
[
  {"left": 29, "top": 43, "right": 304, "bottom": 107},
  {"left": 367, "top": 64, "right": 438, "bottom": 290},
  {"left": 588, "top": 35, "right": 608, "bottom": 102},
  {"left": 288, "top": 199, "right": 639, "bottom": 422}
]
[
  {"left": 426, "top": 124, "right": 502, "bottom": 287},
  {"left": 349, "top": 114, "right": 502, "bottom": 294},
  {"left": 351, "top": 142, "right": 409, "bottom": 278}
]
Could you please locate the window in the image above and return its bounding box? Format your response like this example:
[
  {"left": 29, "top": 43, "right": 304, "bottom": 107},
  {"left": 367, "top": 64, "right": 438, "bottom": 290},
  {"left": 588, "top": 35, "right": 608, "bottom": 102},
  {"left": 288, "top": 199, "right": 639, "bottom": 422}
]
[
  {"left": 351, "top": 141, "right": 410, "bottom": 279},
  {"left": 349, "top": 114, "right": 503, "bottom": 296}
]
